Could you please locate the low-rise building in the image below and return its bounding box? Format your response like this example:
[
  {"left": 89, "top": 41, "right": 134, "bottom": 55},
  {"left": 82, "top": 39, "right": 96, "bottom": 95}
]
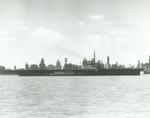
[
  {"left": 47, "top": 64, "right": 56, "bottom": 70},
  {"left": 63, "top": 63, "right": 81, "bottom": 70},
  {"left": 30, "top": 64, "right": 39, "bottom": 70},
  {"left": 0, "top": 65, "right": 5, "bottom": 71}
]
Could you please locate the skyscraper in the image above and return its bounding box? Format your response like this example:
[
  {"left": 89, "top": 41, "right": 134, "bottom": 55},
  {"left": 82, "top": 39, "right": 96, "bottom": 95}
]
[
  {"left": 39, "top": 58, "right": 46, "bottom": 70},
  {"left": 107, "top": 56, "right": 110, "bottom": 69},
  {"left": 14, "top": 65, "right": 16, "bottom": 70},
  {"left": 56, "top": 60, "right": 62, "bottom": 69},
  {"left": 25, "top": 63, "right": 30, "bottom": 70},
  {"left": 65, "top": 58, "right": 67, "bottom": 64},
  {"left": 137, "top": 60, "right": 140, "bottom": 69}
]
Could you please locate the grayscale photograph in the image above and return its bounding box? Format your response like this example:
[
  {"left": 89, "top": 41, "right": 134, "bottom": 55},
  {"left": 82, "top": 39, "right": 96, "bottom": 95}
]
[{"left": 0, "top": 0, "right": 150, "bottom": 118}]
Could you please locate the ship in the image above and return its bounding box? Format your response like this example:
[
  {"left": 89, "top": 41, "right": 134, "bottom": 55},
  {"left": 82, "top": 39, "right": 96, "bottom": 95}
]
[
  {"left": 0, "top": 68, "right": 141, "bottom": 76},
  {"left": 16, "top": 68, "right": 141, "bottom": 76}
]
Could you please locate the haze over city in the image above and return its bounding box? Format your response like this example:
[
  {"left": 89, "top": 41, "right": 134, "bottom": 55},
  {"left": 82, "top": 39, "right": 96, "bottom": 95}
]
[{"left": 0, "top": 0, "right": 150, "bottom": 68}]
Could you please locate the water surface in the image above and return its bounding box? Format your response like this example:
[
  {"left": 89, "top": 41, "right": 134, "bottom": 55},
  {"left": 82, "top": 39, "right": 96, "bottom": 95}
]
[{"left": 0, "top": 75, "right": 149, "bottom": 118}]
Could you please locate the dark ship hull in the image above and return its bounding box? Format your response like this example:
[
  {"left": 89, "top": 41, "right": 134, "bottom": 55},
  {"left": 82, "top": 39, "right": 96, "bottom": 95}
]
[{"left": 14, "top": 69, "right": 141, "bottom": 76}]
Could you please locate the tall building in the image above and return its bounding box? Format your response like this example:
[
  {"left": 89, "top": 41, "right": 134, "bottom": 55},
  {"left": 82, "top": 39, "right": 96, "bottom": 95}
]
[
  {"left": 107, "top": 56, "right": 110, "bottom": 68},
  {"left": 82, "top": 58, "right": 97, "bottom": 70},
  {"left": 25, "top": 63, "right": 30, "bottom": 70},
  {"left": 63, "top": 58, "right": 68, "bottom": 70},
  {"left": 39, "top": 58, "right": 46, "bottom": 70},
  {"left": 97, "top": 60, "right": 104, "bottom": 69},
  {"left": 14, "top": 65, "right": 16, "bottom": 70},
  {"left": 65, "top": 58, "right": 67, "bottom": 64},
  {"left": 149, "top": 56, "right": 150, "bottom": 65},
  {"left": 56, "top": 60, "right": 62, "bottom": 69},
  {"left": 137, "top": 60, "right": 140, "bottom": 69},
  {"left": 93, "top": 51, "right": 96, "bottom": 64}
]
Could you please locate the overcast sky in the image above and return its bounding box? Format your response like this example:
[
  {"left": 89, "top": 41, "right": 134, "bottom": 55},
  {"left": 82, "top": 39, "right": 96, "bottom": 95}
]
[{"left": 0, "top": 0, "right": 150, "bottom": 68}]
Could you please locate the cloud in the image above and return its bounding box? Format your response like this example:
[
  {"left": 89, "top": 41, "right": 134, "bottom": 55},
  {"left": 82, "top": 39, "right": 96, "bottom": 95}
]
[
  {"left": 0, "top": 20, "right": 29, "bottom": 47},
  {"left": 115, "top": 37, "right": 128, "bottom": 44},
  {"left": 0, "top": 20, "right": 29, "bottom": 36},
  {"left": 105, "top": 21, "right": 115, "bottom": 26},
  {"left": 29, "top": 27, "right": 64, "bottom": 49},
  {"left": 77, "top": 21, "right": 85, "bottom": 26},
  {"left": 89, "top": 14, "right": 105, "bottom": 20},
  {"left": 86, "top": 34, "right": 102, "bottom": 41},
  {"left": 109, "top": 28, "right": 131, "bottom": 36},
  {"left": 30, "top": 27, "right": 63, "bottom": 41}
]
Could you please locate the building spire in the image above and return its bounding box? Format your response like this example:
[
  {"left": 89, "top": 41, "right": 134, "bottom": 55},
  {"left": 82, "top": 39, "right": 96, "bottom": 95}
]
[{"left": 94, "top": 50, "right": 96, "bottom": 64}]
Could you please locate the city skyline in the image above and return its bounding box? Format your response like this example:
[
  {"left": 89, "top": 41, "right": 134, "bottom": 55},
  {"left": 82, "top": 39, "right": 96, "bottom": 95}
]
[
  {"left": 1, "top": 54, "right": 149, "bottom": 70},
  {"left": 0, "top": 0, "right": 150, "bottom": 68}
]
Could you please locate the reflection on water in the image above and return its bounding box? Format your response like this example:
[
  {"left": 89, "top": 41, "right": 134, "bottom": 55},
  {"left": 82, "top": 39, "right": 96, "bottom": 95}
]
[{"left": 0, "top": 75, "right": 150, "bottom": 118}]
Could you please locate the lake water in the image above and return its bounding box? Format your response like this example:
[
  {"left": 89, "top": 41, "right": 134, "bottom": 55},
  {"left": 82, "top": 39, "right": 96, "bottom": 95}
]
[{"left": 0, "top": 75, "right": 150, "bottom": 118}]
